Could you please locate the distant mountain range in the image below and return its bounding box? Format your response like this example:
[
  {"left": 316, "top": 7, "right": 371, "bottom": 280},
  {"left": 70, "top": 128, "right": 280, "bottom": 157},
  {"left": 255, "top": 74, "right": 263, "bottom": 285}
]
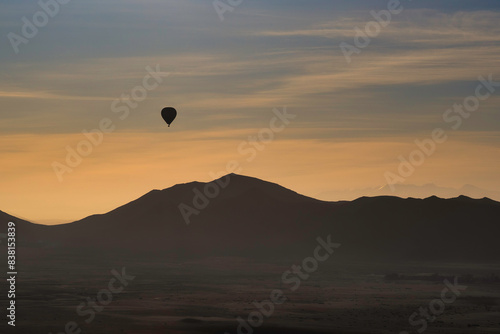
[
  {"left": 317, "top": 183, "right": 500, "bottom": 202},
  {"left": 2, "top": 174, "right": 500, "bottom": 262}
]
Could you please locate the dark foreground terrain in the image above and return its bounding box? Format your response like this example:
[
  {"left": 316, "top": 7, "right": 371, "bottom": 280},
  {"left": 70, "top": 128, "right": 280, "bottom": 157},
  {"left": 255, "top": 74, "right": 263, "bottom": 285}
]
[{"left": 3, "top": 254, "right": 500, "bottom": 334}]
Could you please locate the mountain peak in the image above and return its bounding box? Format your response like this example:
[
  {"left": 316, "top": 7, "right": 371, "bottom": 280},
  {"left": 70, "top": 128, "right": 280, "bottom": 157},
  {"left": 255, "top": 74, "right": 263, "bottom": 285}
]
[
  {"left": 217, "top": 173, "right": 265, "bottom": 183},
  {"left": 144, "top": 173, "right": 320, "bottom": 210}
]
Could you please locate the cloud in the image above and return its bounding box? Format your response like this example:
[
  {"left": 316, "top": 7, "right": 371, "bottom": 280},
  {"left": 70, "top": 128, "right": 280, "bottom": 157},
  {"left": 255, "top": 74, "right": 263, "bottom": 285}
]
[{"left": 257, "top": 10, "right": 500, "bottom": 44}]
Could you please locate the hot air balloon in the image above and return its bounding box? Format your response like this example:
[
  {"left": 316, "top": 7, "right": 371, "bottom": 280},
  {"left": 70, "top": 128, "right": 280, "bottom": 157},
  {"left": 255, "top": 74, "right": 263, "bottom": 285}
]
[{"left": 161, "top": 107, "right": 177, "bottom": 127}]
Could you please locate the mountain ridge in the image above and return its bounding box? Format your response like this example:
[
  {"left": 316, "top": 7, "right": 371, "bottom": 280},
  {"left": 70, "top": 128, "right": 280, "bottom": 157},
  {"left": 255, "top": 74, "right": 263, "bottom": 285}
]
[
  {"left": 318, "top": 182, "right": 500, "bottom": 202},
  {"left": 2, "top": 174, "right": 499, "bottom": 262}
]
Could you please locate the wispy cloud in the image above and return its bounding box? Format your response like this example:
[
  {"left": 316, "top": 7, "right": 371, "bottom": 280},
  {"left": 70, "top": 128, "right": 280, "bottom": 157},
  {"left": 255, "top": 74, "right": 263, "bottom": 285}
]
[{"left": 257, "top": 10, "right": 500, "bottom": 44}]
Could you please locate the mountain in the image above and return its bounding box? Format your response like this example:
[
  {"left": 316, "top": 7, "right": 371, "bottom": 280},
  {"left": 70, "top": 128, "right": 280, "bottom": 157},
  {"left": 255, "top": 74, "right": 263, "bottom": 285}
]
[
  {"left": 317, "top": 183, "right": 500, "bottom": 202},
  {"left": 2, "top": 174, "right": 500, "bottom": 262},
  {"left": 0, "top": 210, "right": 48, "bottom": 243}
]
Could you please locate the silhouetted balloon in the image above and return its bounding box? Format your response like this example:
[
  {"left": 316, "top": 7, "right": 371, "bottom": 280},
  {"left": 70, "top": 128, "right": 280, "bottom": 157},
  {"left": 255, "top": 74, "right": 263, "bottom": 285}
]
[{"left": 161, "top": 107, "right": 177, "bottom": 127}]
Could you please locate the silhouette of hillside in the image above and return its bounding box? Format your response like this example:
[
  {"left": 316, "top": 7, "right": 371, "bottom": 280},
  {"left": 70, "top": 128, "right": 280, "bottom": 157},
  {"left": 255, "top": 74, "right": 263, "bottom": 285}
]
[{"left": 2, "top": 174, "right": 499, "bottom": 262}]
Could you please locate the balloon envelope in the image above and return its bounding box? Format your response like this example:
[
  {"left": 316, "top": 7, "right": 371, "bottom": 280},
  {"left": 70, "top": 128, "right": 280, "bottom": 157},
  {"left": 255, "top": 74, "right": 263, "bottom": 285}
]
[{"left": 161, "top": 107, "right": 177, "bottom": 127}]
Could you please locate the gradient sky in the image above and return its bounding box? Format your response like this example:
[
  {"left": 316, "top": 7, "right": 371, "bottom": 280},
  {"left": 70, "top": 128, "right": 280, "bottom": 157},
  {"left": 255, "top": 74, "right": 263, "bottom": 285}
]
[{"left": 1, "top": 0, "right": 499, "bottom": 224}]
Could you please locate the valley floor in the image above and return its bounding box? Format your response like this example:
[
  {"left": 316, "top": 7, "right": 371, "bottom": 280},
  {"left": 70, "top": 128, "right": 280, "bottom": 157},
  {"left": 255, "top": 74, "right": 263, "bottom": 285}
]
[{"left": 4, "top": 256, "right": 500, "bottom": 334}]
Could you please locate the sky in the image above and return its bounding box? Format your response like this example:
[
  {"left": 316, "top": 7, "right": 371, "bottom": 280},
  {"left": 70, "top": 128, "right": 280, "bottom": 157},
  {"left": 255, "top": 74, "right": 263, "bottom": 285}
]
[{"left": 1, "top": 0, "right": 499, "bottom": 224}]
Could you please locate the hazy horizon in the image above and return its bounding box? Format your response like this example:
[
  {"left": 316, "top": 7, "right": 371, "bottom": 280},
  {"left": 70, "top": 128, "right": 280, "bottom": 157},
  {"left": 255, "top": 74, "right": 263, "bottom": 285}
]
[{"left": 5, "top": 173, "right": 500, "bottom": 226}]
